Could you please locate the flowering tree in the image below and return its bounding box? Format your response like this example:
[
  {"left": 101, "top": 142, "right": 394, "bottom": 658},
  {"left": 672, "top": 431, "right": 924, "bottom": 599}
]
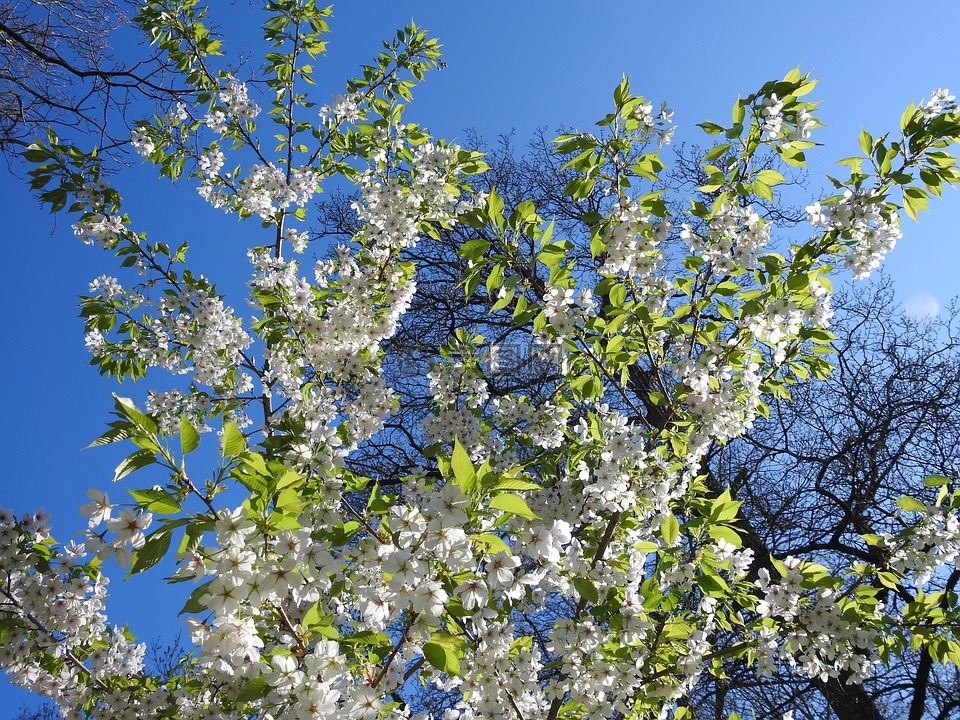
[
  {"left": 5, "top": 2, "right": 960, "bottom": 719},
  {"left": 317, "top": 137, "right": 960, "bottom": 718}
]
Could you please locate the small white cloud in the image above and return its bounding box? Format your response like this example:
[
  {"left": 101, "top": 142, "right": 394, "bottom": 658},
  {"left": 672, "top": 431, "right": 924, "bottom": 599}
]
[{"left": 904, "top": 292, "right": 939, "bottom": 320}]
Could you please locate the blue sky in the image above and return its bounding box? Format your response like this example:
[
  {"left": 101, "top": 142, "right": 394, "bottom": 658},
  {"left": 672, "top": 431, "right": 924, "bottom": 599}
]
[{"left": 1, "top": 0, "right": 958, "bottom": 710}]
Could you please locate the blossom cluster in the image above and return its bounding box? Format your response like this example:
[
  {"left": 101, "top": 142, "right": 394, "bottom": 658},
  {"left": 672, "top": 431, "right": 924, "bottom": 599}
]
[
  {"left": 755, "top": 558, "right": 881, "bottom": 684},
  {"left": 73, "top": 212, "right": 126, "bottom": 247},
  {"left": 159, "top": 288, "right": 253, "bottom": 389},
  {"left": 923, "top": 88, "right": 957, "bottom": 119},
  {"left": 542, "top": 284, "right": 597, "bottom": 335},
  {"left": 883, "top": 504, "right": 960, "bottom": 585},
  {"left": 759, "top": 93, "right": 815, "bottom": 144},
  {"left": 680, "top": 202, "right": 771, "bottom": 274},
  {"left": 131, "top": 127, "right": 155, "bottom": 157},
  {"left": 0, "top": 509, "right": 148, "bottom": 714},
  {"left": 423, "top": 361, "right": 488, "bottom": 459},
  {"left": 598, "top": 200, "right": 671, "bottom": 281},
  {"left": 678, "top": 352, "right": 763, "bottom": 443},
  {"left": 319, "top": 92, "right": 363, "bottom": 124},
  {"left": 807, "top": 189, "right": 902, "bottom": 280},
  {"left": 203, "top": 79, "right": 260, "bottom": 133},
  {"left": 633, "top": 100, "right": 675, "bottom": 146},
  {"left": 747, "top": 298, "right": 803, "bottom": 363},
  {"left": 232, "top": 165, "right": 318, "bottom": 219}
]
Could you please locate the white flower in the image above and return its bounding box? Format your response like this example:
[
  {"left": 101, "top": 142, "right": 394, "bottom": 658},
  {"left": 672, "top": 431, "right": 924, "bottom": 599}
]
[
  {"left": 295, "top": 681, "right": 339, "bottom": 719},
  {"left": 130, "top": 128, "right": 155, "bottom": 157},
  {"left": 456, "top": 578, "right": 489, "bottom": 611},
  {"left": 106, "top": 508, "right": 153, "bottom": 548},
  {"left": 84, "top": 330, "right": 106, "bottom": 354},
  {"left": 80, "top": 489, "right": 112, "bottom": 528},
  {"left": 923, "top": 88, "right": 957, "bottom": 118},
  {"left": 265, "top": 653, "right": 304, "bottom": 691},
  {"left": 762, "top": 93, "right": 784, "bottom": 139}
]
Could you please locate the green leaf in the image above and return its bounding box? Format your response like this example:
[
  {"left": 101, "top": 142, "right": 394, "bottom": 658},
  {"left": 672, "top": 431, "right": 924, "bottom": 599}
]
[
  {"left": 302, "top": 601, "right": 337, "bottom": 637},
  {"left": 234, "top": 464, "right": 269, "bottom": 497},
  {"left": 22, "top": 146, "right": 49, "bottom": 163},
  {"left": 490, "top": 289, "right": 515, "bottom": 311},
  {"left": 903, "top": 185, "right": 929, "bottom": 220},
  {"left": 779, "top": 146, "right": 807, "bottom": 167},
  {"left": 661, "top": 513, "right": 680, "bottom": 545},
  {"left": 323, "top": 521, "right": 361, "bottom": 547},
  {"left": 473, "top": 533, "right": 511, "bottom": 555},
  {"left": 128, "top": 488, "right": 182, "bottom": 515},
  {"left": 178, "top": 520, "right": 206, "bottom": 556},
  {"left": 114, "top": 449, "right": 156, "bottom": 483},
  {"left": 236, "top": 677, "right": 271, "bottom": 703},
  {"left": 423, "top": 635, "right": 463, "bottom": 676},
  {"left": 877, "top": 571, "right": 901, "bottom": 590},
  {"left": 709, "top": 490, "right": 742, "bottom": 523},
  {"left": 732, "top": 97, "right": 746, "bottom": 125},
  {"left": 539, "top": 242, "right": 569, "bottom": 268},
  {"left": 794, "top": 78, "right": 818, "bottom": 97},
  {"left": 897, "top": 496, "right": 926, "bottom": 513},
  {"left": 608, "top": 283, "right": 627, "bottom": 306},
  {"left": 222, "top": 421, "right": 245, "bottom": 457},
  {"left": 564, "top": 177, "right": 595, "bottom": 201},
  {"left": 513, "top": 199, "right": 539, "bottom": 225},
  {"left": 900, "top": 103, "right": 919, "bottom": 132},
  {"left": 180, "top": 581, "right": 212, "bottom": 615},
  {"left": 924, "top": 474, "right": 951, "bottom": 487},
  {"left": 463, "top": 263, "right": 484, "bottom": 299},
  {"left": 633, "top": 152, "right": 665, "bottom": 181},
  {"left": 489, "top": 493, "right": 538, "bottom": 520},
  {"left": 713, "top": 280, "right": 741, "bottom": 296},
  {"left": 613, "top": 75, "right": 631, "bottom": 109},
  {"left": 366, "top": 483, "right": 392, "bottom": 514},
  {"left": 573, "top": 576, "right": 599, "bottom": 605},
  {"left": 128, "top": 528, "right": 172, "bottom": 576},
  {"left": 704, "top": 143, "right": 731, "bottom": 162},
  {"left": 131, "top": 435, "right": 161, "bottom": 453},
  {"left": 752, "top": 180, "right": 774, "bottom": 201},
  {"left": 485, "top": 262, "right": 504, "bottom": 294},
  {"left": 275, "top": 469, "right": 303, "bottom": 492},
  {"left": 487, "top": 189, "right": 504, "bottom": 222},
  {"left": 569, "top": 374, "right": 604, "bottom": 401},
  {"left": 114, "top": 395, "right": 158, "bottom": 434},
  {"left": 458, "top": 239, "right": 491, "bottom": 260},
  {"left": 489, "top": 477, "right": 542, "bottom": 492},
  {"left": 696, "top": 572, "right": 730, "bottom": 597},
  {"left": 707, "top": 524, "right": 742, "bottom": 546},
  {"left": 756, "top": 169, "right": 784, "bottom": 186},
  {"left": 88, "top": 423, "right": 131, "bottom": 448},
  {"left": 476, "top": 459, "right": 495, "bottom": 488},
  {"left": 451, "top": 440, "right": 479, "bottom": 496},
  {"left": 697, "top": 121, "right": 725, "bottom": 136},
  {"left": 180, "top": 417, "right": 200, "bottom": 455}
]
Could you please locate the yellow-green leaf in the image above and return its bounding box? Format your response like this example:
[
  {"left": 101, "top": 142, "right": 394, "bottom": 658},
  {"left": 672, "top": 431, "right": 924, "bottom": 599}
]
[{"left": 489, "top": 493, "right": 538, "bottom": 520}]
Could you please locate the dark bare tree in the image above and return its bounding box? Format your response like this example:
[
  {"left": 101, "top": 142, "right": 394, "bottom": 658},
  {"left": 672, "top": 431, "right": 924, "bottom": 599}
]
[
  {"left": 693, "top": 280, "right": 960, "bottom": 720},
  {"left": 0, "top": 0, "right": 182, "bottom": 160}
]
